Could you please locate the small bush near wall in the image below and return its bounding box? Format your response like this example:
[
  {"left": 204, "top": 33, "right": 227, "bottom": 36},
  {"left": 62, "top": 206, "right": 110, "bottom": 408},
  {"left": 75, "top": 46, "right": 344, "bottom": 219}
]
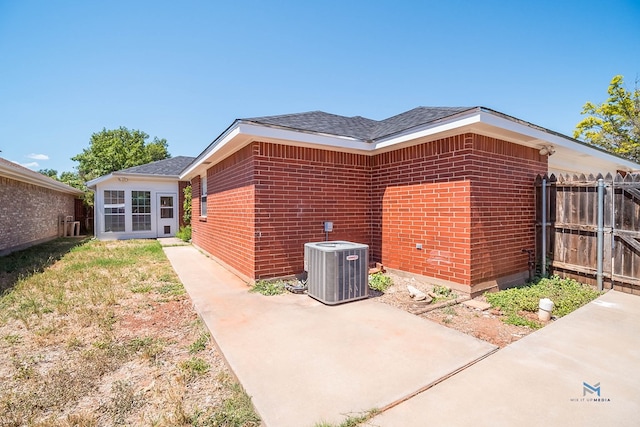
[{"left": 176, "top": 226, "right": 191, "bottom": 242}]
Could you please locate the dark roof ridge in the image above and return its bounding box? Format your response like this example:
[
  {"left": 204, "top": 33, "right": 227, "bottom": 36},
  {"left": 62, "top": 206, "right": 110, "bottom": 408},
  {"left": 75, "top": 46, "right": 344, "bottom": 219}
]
[
  {"left": 369, "top": 106, "right": 476, "bottom": 140},
  {"left": 117, "top": 155, "right": 196, "bottom": 176},
  {"left": 242, "top": 110, "right": 377, "bottom": 140},
  {"left": 241, "top": 107, "right": 481, "bottom": 141}
]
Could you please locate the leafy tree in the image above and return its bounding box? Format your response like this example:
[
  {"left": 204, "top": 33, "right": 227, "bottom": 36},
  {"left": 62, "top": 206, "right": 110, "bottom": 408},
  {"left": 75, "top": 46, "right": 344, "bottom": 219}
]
[
  {"left": 59, "top": 171, "right": 86, "bottom": 190},
  {"left": 183, "top": 184, "right": 192, "bottom": 226},
  {"left": 574, "top": 75, "right": 640, "bottom": 162},
  {"left": 38, "top": 168, "right": 94, "bottom": 205},
  {"left": 60, "top": 171, "right": 94, "bottom": 206},
  {"left": 38, "top": 169, "right": 59, "bottom": 179},
  {"left": 72, "top": 127, "right": 170, "bottom": 181}
]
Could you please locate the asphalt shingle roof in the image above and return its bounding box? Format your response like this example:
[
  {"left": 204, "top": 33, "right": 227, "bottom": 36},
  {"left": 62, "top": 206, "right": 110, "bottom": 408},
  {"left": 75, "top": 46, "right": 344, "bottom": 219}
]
[
  {"left": 118, "top": 156, "right": 195, "bottom": 176},
  {"left": 243, "top": 106, "right": 473, "bottom": 141}
]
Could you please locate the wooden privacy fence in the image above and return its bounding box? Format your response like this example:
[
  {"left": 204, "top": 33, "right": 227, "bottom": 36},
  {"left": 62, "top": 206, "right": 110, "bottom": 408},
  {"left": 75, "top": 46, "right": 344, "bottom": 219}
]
[{"left": 536, "top": 173, "right": 640, "bottom": 292}]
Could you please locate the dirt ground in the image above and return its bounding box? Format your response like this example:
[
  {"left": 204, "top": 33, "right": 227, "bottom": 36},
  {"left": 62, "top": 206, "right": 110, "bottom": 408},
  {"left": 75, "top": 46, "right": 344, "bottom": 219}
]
[{"left": 371, "top": 272, "right": 543, "bottom": 348}]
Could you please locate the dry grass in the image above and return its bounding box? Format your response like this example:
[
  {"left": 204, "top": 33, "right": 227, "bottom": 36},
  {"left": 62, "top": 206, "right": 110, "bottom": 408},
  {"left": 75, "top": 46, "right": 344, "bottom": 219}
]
[{"left": 0, "top": 238, "right": 260, "bottom": 426}]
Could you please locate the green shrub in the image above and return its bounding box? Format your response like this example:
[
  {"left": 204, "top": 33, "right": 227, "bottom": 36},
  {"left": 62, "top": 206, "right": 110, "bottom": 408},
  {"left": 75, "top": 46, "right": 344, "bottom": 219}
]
[
  {"left": 183, "top": 185, "right": 192, "bottom": 226},
  {"left": 433, "top": 285, "right": 452, "bottom": 297},
  {"left": 250, "top": 280, "right": 286, "bottom": 296},
  {"left": 368, "top": 273, "right": 392, "bottom": 292},
  {"left": 176, "top": 225, "right": 191, "bottom": 242},
  {"left": 485, "top": 276, "right": 601, "bottom": 325}
]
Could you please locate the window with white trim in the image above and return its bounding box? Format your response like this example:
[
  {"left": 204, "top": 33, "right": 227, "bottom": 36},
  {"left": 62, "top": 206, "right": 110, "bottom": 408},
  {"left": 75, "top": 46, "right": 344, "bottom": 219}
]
[
  {"left": 160, "top": 196, "right": 174, "bottom": 218},
  {"left": 131, "top": 191, "right": 151, "bottom": 231},
  {"left": 201, "top": 175, "right": 207, "bottom": 217},
  {"left": 104, "top": 190, "right": 125, "bottom": 232}
]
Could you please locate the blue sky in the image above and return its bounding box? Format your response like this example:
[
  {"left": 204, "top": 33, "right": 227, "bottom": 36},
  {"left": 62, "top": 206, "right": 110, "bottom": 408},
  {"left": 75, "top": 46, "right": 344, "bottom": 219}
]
[{"left": 1, "top": 0, "right": 638, "bottom": 174}]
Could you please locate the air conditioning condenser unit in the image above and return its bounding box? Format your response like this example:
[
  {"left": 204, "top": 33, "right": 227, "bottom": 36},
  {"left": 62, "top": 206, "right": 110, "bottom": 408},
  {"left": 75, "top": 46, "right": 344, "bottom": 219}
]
[{"left": 304, "top": 241, "right": 369, "bottom": 305}]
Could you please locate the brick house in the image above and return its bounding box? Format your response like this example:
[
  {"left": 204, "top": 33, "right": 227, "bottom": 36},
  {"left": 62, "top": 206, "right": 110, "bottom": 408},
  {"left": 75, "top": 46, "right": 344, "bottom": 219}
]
[
  {"left": 87, "top": 156, "right": 194, "bottom": 240},
  {"left": 181, "top": 106, "right": 638, "bottom": 295},
  {"left": 0, "top": 157, "right": 84, "bottom": 256}
]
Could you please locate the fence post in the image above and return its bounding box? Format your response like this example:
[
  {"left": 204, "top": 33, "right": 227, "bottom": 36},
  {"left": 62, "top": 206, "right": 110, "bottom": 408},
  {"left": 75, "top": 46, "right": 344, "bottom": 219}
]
[{"left": 597, "top": 178, "right": 604, "bottom": 291}]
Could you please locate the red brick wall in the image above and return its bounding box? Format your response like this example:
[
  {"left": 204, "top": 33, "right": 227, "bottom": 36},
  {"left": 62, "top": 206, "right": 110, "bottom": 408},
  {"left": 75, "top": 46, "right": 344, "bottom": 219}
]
[
  {"left": 371, "top": 135, "right": 473, "bottom": 285},
  {"left": 191, "top": 145, "right": 256, "bottom": 279},
  {"left": 372, "top": 134, "right": 547, "bottom": 289},
  {"left": 467, "top": 134, "right": 547, "bottom": 284},
  {"left": 253, "top": 142, "right": 371, "bottom": 279},
  {"left": 192, "top": 134, "right": 546, "bottom": 290}
]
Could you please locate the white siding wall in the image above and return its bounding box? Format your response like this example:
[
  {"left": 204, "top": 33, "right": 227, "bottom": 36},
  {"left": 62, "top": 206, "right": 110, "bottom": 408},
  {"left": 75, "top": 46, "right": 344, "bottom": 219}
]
[{"left": 94, "top": 177, "right": 179, "bottom": 240}]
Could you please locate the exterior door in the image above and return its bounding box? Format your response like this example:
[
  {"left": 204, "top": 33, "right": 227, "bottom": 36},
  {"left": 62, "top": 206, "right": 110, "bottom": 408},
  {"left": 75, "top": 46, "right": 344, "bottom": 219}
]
[{"left": 157, "top": 193, "right": 177, "bottom": 237}]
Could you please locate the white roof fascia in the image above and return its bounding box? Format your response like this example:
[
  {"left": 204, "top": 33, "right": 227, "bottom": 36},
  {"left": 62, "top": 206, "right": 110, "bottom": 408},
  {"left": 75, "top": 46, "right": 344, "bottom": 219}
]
[
  {"left": 180, "top": 122, "right": 367, "bottom": 180},
  {"left": 238, "top": 122, "right": 369, "bottom": 151},
  {"left": 0, "top": 163, "right": 83, "bottom": 196},
  {"left": 476, "top": 110, "right": 640, "bottom": 171},
  {"left": 180, "top": 125, "right": 243, "bottom": 179},
  {"left": 87, "top": 173, "right": 179, "bottom": 190},
  {"left": 373, "top": 109, "right": 639, "bottom": 171},
  {"left": 372, "top": 113, "right": 483, "bottom": 150},
  {"left": 86, "top": 174, "right": 113, "bottom": 189}
]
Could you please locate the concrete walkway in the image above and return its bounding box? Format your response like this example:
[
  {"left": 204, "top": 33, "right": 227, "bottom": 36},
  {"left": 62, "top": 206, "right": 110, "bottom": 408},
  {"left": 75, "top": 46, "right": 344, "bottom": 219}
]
[
  {"left": 162, "top": 244, "right": 497, "bottom": 427},
  {"left": 373, "top": 289, "right": 640, "bottom": 426},
  {"left": 163, "top": 242, "right": 640, "bottom": 426}
]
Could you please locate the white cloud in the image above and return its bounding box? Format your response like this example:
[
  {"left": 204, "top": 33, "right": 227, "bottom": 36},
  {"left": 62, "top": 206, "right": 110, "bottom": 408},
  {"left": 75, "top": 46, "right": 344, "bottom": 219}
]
[
  {"left": 20, "top": 161, "right": 39, "bottom": 169},
  {"left": 27, "top": 153, "right": 49, "bottom": 160}
]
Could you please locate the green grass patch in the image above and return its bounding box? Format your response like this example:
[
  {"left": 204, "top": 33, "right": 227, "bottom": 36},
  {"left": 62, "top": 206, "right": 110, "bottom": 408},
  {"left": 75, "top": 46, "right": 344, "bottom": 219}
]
[
  {"left": 368, "top": 273, "right": 392, "bottom": 292},
  {"left": 156, "top": 282, "right": 185, "bottom": 296},
  {"left": 189, "top": 332, "right": 210, "bottom": 354},
  {"left": 250, "top": 280, "right": 286, "bottom": 296},
  {"left": 0, "top": 237, "right": 89, "bottom": 294},
  {"left": 504, "top": 313, "right": 543, "bottom": 329},
  {"left": 0, "top": 238, "right": 257, "bottom": 425},
  {"left": 130, "top": 283, "right": 153, "bottom": 293},
  {"left": 103, "top": 380, "right": 143, "bottom": 425},
  {"left": 209, "top": 380, "right": 261, "bottom": 427},
  {"left": 179, "top": 357, "right": 210, "bottom": 381},
  {"left": 485, "top": 276, "right": 601, "bottom": 327},
  {"left": 314, "top": 408, "right": 380, "bottom": 427},
  {"left": 128, "top": 336, "right": 165, "bottom": 361},
  {"left": 4, "top": 334, "right": 22, "bottom": 345}
]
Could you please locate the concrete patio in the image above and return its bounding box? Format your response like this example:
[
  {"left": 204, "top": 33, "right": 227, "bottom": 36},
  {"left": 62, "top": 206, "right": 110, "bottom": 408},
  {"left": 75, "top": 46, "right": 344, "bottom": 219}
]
[
  {"left": 162, "top": 240, "right": 640, "bottom": 427},
  {"left": 373, "top": 289, "right": 640, "bottom": 426},
  {"left": 162, "top": 243, "right": 497, "bottom": 427}
]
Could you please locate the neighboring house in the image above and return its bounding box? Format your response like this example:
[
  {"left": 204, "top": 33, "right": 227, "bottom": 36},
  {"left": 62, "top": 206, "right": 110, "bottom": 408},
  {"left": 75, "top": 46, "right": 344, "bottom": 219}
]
[
  {"left": 0, "top": 157, "right": 84, "bottom": 256},
  {"left": 87, "top": 156, "right": 194, "bottom": 240},
  {"left": 180, "top": 106, "right": 640, "bottom": 296}
]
